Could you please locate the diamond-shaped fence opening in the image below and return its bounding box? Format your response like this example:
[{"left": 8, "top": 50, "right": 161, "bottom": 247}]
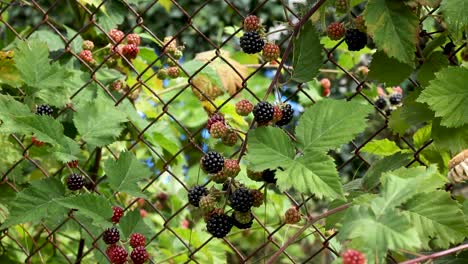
[{"left": 0, "top": 0, "right": 462, "bottom": 263}]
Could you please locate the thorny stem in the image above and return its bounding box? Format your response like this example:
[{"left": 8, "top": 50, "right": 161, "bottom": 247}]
[
  {"left": 399, "top": 244, "right": 468, "bottom": 264},
  {"left": 266, "top": 203, "right": 351, "bottom": 264},
  {"left": 264, "top": 27, "right": 292, "bottom": 37}
]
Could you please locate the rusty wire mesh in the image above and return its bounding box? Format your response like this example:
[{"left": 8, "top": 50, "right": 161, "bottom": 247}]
[{"left": 0, "top": 0, "right": 455, "bottom": 263}]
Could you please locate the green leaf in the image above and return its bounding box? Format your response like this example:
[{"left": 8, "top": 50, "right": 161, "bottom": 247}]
[
  {"left": 431, "top": 118, "right": 468, "bottom": 153},
  {"left": 368, "top": 51, "right": 413, "bottom": 86},
  {"left": 119, "top": 210, "right": 153, "bottom": 239},
  {"left": 364, "top": 0, "right": 418, "bottom": 65},
  {"left": 276, "top": 151, "right": 344, "bottom": 199},
  {"left": 1, "top": 178, "right": 67, "bottom": 228},
  {"left": 292, "top": 21, "right": 323, "bottom": 83},
  {"left": 338, "top": 205, "right": 421, "bottom": 263},
  {"left": 73, "top": 97, "right": 127, "bottom": 146},
  {"left": 388, "top": 91, "right": 434, "bottom": 134},
  {"left": 362, "top": 153, "right": 412, "bottom": 190},
  {"left": 29, "top": 30, "right": 65, "bottom": 52},
  {"left": 417, "top": 52, "right": 449, "bottom": 87},
  {"left": 404, "top": 191, "right": 467, "bottom": 249},
  {"left": 244, "top": 127, "right": 295, "bottom": 172},
  {"left": 418, "top": 67, "right": 468, "bottom": 128},
  {"left": 440, "top": 0, "right": 468, "bottom": 41},
  {"left": 56, "top": 194, "right": 112, "bottom": 228},
  {"left": 296, "top": 99, "right": 373, "bottom": 153},
  {"left": 96, "top": 1, "right": 126, "bottom": 32},
  {"left": 104, "top": 152, "right": 152, "bottom": 197},
  {"left": 360, "top": 139, "right": 403, "bottom": 157}
]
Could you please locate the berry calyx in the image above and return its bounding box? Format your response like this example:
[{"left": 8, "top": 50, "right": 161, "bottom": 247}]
[
  {"left": 102, "top": 227, "right": 120, "bottom": 245},
  {"left": 66, "top": 173, "right": 84, "bottom": 191},
  {"left": 345, "top": 29, "right": 367, "bottom": 51},
  {"left": 130, "top": 246, "right": 149, "bottom": 264},
  {"left": 112, "top": 206, "right": 124, "bottom": 223},
  {"left": 251, "top": 189, "right": 264, "bottom": 207},
  {"left": 36, "top": 104, "right": 53, "bottom": 116},
  {"left": 342, "top": 249, "right": 367, "bottom": 264},
  {"left": 327, "top": 22, "right": 345, "bottom": 40},
  {"left": 253, "top": 101, "right": 274, "bottom": 124},
  {"left": 262, "top": 42, "right": 280, "bottom": 62},
  {"left": 222, "top": 130, "right": 238, "bottom": 146},
  {"left": 167, "top": 66, "right": 180, "bottom": 78},
  {"left": 207, "top": 113, "right": 225, "bottom": 130},
  {"left": 201, "top": 151, "right": 225, "bottom": 174},
  {"left": 129, "top": 233, "right": 146, "bottom": 248},
  {"left": 199, "top": 195, "right": 216, "bottom": 214},
  {"left": 224, "top": 159, "right": 240, "bottom": 177},
  {"left": 206, "top": 212, "right": 233, "bottom": 238},
  {"left": 389, "top": 93, "right": 403, "bottom": 105},
  {"left": 243, "top": 15, "right": 260, "bottom": 32},
  {"left": 188, "top": 185, "right": 209, "bottom": 207},
  {"left": 335, "top": 0, "right": 349, "bottom": 13},
  {"left": 276, "top": 104, "right": 293, "bottom": 126},
  {"left": 106, "top": 245, "right": 128, "bottom": 264},
  {"left": 126, "top": 33, "right": 141, "bottom": 45},
  {"left": 230, "top": 187, "right": 254, "bottom": 212},
  {"left": 240, "top": 31, "right": 265, "bottom": 54},
  {"left": 284, "top": 207, "right": 301, "bottom": 224},
  {"left": 122, "top": 44, "right": 139, "bottom": 60},
  {"left": 109, "top": 29, "right": 125, "bottom": 43},
  {"left": 82, "top": 40, "right": 94, "bottom": 50},
  {"left": 235, "top": 99, "right": 254, "bottom": 116},
  {"left": 374, "top": 96, "right": 387, "bottom": 110},
  {"left": 209, "top": 121, "right": 228, "bottom": 138}
]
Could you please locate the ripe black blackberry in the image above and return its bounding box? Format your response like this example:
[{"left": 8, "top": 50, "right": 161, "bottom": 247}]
[
  {"left": 389, "top": 93, "right": 402, "bottom": 105},
  {"left": 240, "top": 31, "right": 265, "bottom": 54},
  {"left": 262, "top": 169, "right": 277, "bottom": 184},
  {"left": 36, "top": 104, "right": 53, "bottom": 116},
  {"left": 344, "top": 29, "right": 367, "bottom": 51},
  {"left": 374, "top": 96, "right": 387, "bottom": 110},
  {"left": 66, "top": 173, "right": 84, "bottom": 191},
  {"left": 188, "top": 185, "right": 209, "bottom": 207},
  {"left": 201, "top": 151, "right": 224, "bottom": 174},
  {"left": 102, "top": 227, "right": 120, "bottom": 245},
  {"left": 253, "top": 101, "right": 274, "bottom": 124},
  {"left": 206, "top": 212, "right": 233, "bottom": 238},
  {"left": 276, "top": 104, "right": 294, "bottom": 126},
  {"left": 230, "top": 187, "right": 254, "bottom": 212}
]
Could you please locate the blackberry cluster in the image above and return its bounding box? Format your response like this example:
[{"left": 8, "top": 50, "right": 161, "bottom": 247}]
[
  {"left": 230, "top": 187, "right": 254, "bottom": 212},
  {"left": 206, "top": 212, "right": 233, "bottom": 238},
  {"left": 389, "top": 93, "right": 402, "bottom": 105},
  {"left": 344, "top": 29, "right": 367, "bottom": 51},
  {"left": 201, "top": 151, "right": 224, "bottom": 174},
  {"left": 240, "top": 31, "right": 265, "bottom": 54},
  {"left": 36, "top": 104, "right": 53, "bottom": 116},
  {"left": 188, "top": 185, "right": 209, "bottom": 207},
  {"left": 66, "top": 173, "right": 84, "bottom": 191},
  {"left": 253, "top": 101, "right": 274, "bottom": 124},
  {"left": 374, "top": 96, "right": 387, "bottom": 110},
  {"left": 276, "top": 104, "right": 294, "bottom": 126},
  {"left": 103, "top": 227, "right": 120, "bottom": 245}
]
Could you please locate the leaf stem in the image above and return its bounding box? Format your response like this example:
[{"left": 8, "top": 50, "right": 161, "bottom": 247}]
[{"left": 399, "top": 244, "right": 468, "bottom": 264}]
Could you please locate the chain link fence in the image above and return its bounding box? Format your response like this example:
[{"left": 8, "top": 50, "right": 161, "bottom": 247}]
[{"left": 0, "top": 0, "right": 457, "bottom": 263}]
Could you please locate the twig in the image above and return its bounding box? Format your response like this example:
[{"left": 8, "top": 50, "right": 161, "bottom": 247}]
[
  {"left": 266, "top": 203, "right": 351, "bottom": 264},
  {"left": 399, "top": 244, "right": 468, "bottom": 264}
]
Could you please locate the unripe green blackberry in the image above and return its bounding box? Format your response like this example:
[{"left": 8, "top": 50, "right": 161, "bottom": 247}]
[
  {"left": 284, "top": 207, "right": 301, "bottom": 224},
  {"left": 224, "top": 159, "right": 240, "bottom": 177},
  {"left": 335, "top": 0, "right": 349, "bottom": 13},
  {"left": 173, "top": 49, "right": 183, "bottom": 59},
  {"left": 157, "top": 69, "right": 168, "bottom": 79},
  {"left": 232, "top": 211, "right": 253, "bottom": 229},
  {"left": 243, "top": 15, "right": 260, "bottom": 32},
  {"left": 210, "top": 121, "right": 228, "bottom": 138},
  {"left": 82, "top": 40, "right": 94, "bottom": 50},
  {"left": 251, "top": 189, "right": 264, "bottom": 207},
  {"left": 199, "top": 195, "right": 216, "bottom": 214},
  {"left": 247, "top": 169, "right": 263, "bottom": 182},
  {"left": 222, "top": 130, "right": 238, "bottom": 146}
]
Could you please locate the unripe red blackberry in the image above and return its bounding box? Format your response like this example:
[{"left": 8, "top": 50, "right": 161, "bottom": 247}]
[
  {"left": 199, "top": 195, "right": 216, "bottom": 213},
  {"left": 102, "top": 227, "right": 120, "bottom": 245},
  {"left": 209, "top": 121, "right": 228, "bottom": 138},
  {"left": 240, "top": 31, "right": 265, "bottom": 54},
  {"left": 129, "top": 233, "right": 146, "bottom": 248},
  {"left": 167, "top": 66, "right": 180, "bottom": 78},
  {"left": 235, "top": 99, "right": 254, "bottom": 116},
  {"left": 122, "top": 44, "right": 139, "bottom": 60},
  {"left": 284, "top": 207, "right": 301, "bottom": 224},
  {"left": 224, "top": 159, "right": 240, "bottom": 177},
  {"left": 327, "top": 22, "right": 345, "bottom": 40},
  {"left": 206, "top": 212, "right": 233, "bottom": 238},
  {"left": 126, "top": 33, "right": 141, "bottom": 45},
  {"left": 106, "top": 245, "right": 128, "bottom": 264},
  {"left": 253, "top": 101, "right": 274, "bottom": 124},
  {"left": 251, "top": 189, "right": 264, "bottom": 207},
  {"left": 82, "top": 40, "right": 94, "bottom": 50},
  {"left": 36, "top": 104, "right": 53, "bottom": 116},
  {"left": 130, "top": 246, "right": 149, "bottom": 264},
  {"left": 345, "top": 29, "right": 367, "bottom": 51},
  {"left": 272, "top": 105, "right": 283, "bottom": 123},
  {"left": 188, "top": 185, "right": 209, "bottom": 207},
  {"left": 243, "top": 15, "right": 260, "bottom": 32},
  {"left": 157, "top": 68, "right": 168, "bottom": 79},
  {"left": 79, "top": 50, "right": 94, "bottom": 63},
  {"left": 354, "top": 16, "right": 366, "bottom": 33},
  {"left": 262, "top": 43, "right": 280, "bottom": 62},
  {"left": 201, "top": 151, "right": 225, "bottom": 174},
  {"left": 111, "top": 206, "right": 124, "bottom": 223},
  {"left": 222, "top": 130, "right": 238, "bottom": 146},
  {"left": 276, "top": 104, "right": 294, "bottom": 126},
  {"left": 342, "top": 249, "right": 367, "bottom": 264},
  {"left": 211, "top": 170, "right": 228, "bottom": 183},
  {"left": 207, "top": 113, "right": 225, "bottom": 130},
  {"left": 109, "top": 29, "right": 125, "bottom": 43},
  {"left": 66, "top": 173, "right": 84, "bottom": 191},
  {"left": 335, "top": 0, "right": 349, "bottom": 13},
  {"left": 230, "top": 187, "right": 254, "bottom": 212}
]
